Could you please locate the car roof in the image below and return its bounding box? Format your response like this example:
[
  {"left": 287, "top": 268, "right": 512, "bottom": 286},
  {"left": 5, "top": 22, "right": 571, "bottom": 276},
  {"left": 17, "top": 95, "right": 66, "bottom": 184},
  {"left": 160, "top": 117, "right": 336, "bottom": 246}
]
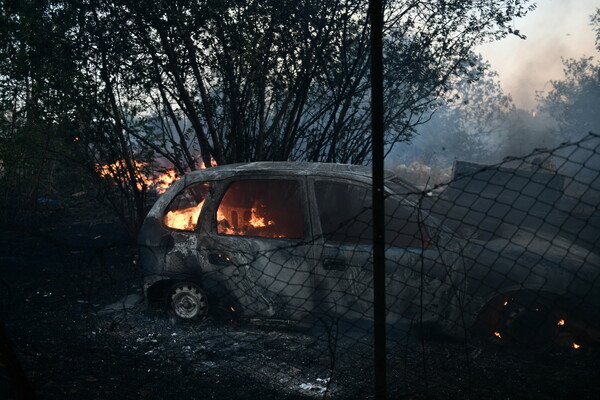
[
  {"left": 145, "top": 161, "right": 425, "bottom": 224},
  {"left": 189, "top": 161, "right": 371, "bottom": 177},
  {"left": 182, "top": 161, "right": 409, "bottom": 181},
  {"left": 166, "top": 161, "right": 421, "bottom": 197}
]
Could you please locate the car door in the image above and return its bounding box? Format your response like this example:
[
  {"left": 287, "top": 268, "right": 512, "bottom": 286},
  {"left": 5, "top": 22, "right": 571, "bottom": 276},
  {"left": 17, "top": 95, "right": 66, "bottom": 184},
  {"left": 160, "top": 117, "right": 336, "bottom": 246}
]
[
  {"left": 199, "top": 176, "right": 316, "bottom": 320},
  {"left": 308, "top": 177, "right": 461, "bottom": 328}
]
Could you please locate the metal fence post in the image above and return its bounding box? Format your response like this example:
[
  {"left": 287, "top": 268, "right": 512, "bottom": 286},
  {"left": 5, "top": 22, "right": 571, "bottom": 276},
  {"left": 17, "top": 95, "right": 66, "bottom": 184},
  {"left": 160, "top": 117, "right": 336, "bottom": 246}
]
[{"left": 369, "top": 0, "right": 386, "bottom": 398}]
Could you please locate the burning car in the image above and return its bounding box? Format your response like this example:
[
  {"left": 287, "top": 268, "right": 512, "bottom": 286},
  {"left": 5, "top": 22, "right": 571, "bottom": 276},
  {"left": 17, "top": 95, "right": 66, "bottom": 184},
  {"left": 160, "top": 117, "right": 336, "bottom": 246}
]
[{"left": 138, "top": 162, "right": 600, "bottom": 347}]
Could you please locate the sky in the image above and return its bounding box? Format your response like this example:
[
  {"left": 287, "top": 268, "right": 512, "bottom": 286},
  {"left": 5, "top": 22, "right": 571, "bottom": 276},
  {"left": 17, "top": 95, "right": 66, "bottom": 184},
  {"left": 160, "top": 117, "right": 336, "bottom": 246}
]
[{"left": 476, "top": 0, "right": 599, "bottom": 111}]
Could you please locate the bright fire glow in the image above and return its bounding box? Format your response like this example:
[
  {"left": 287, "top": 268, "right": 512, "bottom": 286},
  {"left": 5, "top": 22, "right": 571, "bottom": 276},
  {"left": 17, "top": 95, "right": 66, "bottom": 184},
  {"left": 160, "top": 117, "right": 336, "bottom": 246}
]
[
  {"left": 153, "top": 169, "right": 178, "bottom": 194},
  {"left": 217, "top": 204, "right": 276, "bottom": 236},
  {"left": 164, "top": 201, "right": 205, "bottom": 230},
  {"left": 217, "top": 209, "right": 234, "bottom": 234},
  {"left": 557, "top": 319, "right": 565, "bottom": 326},
  {"left": 248, "top": 208, "right": 274, "bottom": 228},
  {"left": 572, "top": 342, "right": 581, "bottom": 349},
  {"left": 97, "top": 156, "right": 217, "bottom": 195},
  {"left": 502, "top": 300, "right": 508, "bottom": 306},
  {"left": 96, "top": 160, "right": 180, "bottom": 194},
  {"left": 494, "top": 331, "right": 502, "bottom": 339}
]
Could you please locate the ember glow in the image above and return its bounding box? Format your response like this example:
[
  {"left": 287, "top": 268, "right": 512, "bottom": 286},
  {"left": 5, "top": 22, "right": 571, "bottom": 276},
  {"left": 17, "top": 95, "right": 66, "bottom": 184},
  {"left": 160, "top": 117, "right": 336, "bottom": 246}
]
[
  {"left": 572, "top": 342, "right": 581, "bottom": 349},
  {"left": 557, "top": 319, "right": 565, "bottom": 326},
  {"left": 494, "top": 331, "right": 502, "bottom": 339}
]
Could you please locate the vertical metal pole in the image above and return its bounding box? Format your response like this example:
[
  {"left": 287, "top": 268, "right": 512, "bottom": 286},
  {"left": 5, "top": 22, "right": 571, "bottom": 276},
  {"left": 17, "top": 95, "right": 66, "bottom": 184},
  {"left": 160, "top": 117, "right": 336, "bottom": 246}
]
[{"left": 369, "top": 0, "right": 386, "bottom": 399}]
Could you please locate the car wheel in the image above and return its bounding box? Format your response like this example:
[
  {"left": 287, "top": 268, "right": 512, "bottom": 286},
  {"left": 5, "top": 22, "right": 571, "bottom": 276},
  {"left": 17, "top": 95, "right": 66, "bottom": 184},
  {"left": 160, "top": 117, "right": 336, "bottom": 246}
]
[
  {"left": 502, "top": 301, "right": 558, "bottom": 348},
  {"left": 170, "top": 282, "right": 208, "bottom": 320}
]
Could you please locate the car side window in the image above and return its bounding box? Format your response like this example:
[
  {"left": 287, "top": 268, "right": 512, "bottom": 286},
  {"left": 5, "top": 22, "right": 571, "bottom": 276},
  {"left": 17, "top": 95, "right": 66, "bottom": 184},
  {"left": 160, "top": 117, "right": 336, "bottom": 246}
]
[
  {"left": 385, "top": 198, "right": 431, "bottom": 248},
  {"left": 314, "top": 180, "right": 430, "bottom": 248},
  {"left": 314, "top": 181, "right": 373, "bottom": 245},
  {"left": 164, "top": 183, "right": 212, "bottom": 231},
  {"left": 217, "top": 179, "right": 304, "bottom": 239}
]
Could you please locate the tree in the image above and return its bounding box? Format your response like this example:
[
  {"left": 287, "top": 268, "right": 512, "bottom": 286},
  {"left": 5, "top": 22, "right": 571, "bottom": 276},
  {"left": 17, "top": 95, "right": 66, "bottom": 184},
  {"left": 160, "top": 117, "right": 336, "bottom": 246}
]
[
  {"left": 0, "top": 0, "right": 88, "bottom": 221},
  {"left": 0, "top": 0, "right": 536, "bottom": 230},
  {"left": 538, "top": 8, "right": 600, "bottom": 141},
  {"left": 60, "top": 0, "right": 534, "bottom": 164},
  {"left": 391, "top": 58, "right": 514, "bottom": 169}
]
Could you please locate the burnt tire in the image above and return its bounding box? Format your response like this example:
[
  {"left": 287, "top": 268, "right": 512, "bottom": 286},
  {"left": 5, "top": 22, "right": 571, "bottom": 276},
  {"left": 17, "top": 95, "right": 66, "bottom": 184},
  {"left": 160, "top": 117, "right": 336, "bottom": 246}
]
[
  {"left": 502, "top": 302, "right": 559, "bottom": 348},
  {"left": 170, "top": 282, "right": 208, "bottom": 320}
]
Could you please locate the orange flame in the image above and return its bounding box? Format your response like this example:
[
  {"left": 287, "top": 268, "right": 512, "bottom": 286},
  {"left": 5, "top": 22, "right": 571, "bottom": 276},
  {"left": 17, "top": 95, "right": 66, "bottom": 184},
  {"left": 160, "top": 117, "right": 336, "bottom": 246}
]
[
  {"left": 199, "top": 157, "right": 218, "bottom": 169},
  {"left": 494, "top": 331, "right": 502, "bottom": 339},
  {"left": 96, "top": 160, "right": 179, "bottom": 194},
  {"left": 557, "top": 319, "right": 565, "bottom": 326},
  {"left": 164, "top": 200, "right": 204, "bottom": 230},
  {"left": 152, "top": 169, "right": 178, "bottom": 194},
  {"left": 97, "top": 156, "right": 218, "bottom": 194},
  {"left": 248, "top": 207, "right": 274, "bottom": 228}
]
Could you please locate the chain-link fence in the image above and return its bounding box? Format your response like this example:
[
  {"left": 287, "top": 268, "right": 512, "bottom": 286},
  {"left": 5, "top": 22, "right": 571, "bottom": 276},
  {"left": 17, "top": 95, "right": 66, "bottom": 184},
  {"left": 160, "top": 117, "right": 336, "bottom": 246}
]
[{"left": 1, "top": 133, "right": 599, "bottom": 399}]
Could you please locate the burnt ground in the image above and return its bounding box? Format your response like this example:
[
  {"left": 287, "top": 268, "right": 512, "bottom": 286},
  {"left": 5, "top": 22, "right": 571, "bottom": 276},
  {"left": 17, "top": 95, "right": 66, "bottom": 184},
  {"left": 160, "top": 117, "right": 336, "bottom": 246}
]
[{"left": 1, "top": 198, "right": 600, "bottom": 400}]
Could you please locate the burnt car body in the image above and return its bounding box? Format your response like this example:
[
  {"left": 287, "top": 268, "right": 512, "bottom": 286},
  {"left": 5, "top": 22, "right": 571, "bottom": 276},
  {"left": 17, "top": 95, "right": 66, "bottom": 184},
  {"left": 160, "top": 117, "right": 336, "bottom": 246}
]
[{"left": 138, "top": 162, "right": 600, "bottom": 345}]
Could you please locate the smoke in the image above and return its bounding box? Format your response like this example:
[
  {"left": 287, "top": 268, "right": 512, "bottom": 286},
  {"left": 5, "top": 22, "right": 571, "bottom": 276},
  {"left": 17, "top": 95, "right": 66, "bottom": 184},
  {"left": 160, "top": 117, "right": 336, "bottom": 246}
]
[{"left": 477, "top": 0, "right": 598, "bottom": 110}]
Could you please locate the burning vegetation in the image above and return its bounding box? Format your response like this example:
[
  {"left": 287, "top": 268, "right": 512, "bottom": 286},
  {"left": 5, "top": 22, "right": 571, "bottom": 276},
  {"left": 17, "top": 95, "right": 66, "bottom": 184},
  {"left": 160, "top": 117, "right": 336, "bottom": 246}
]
[
  {"left": 96, "top": 160, "right": 178, "bottom": 194},
  {"left": 96, "top": 157, "right": 217, "bottom": 196}
]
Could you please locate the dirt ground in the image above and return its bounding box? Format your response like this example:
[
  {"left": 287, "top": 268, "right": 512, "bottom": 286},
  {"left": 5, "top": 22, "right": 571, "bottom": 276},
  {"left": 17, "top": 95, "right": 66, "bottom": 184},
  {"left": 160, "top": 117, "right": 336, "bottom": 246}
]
[{"left": 1, "top": 198, "right": 599, "bottom": 399}]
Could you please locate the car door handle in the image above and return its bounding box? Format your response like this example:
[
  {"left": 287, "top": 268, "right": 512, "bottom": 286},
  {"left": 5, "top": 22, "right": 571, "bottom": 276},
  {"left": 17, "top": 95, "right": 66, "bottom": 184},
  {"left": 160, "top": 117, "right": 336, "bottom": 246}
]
[
  {"left": 209, "top": 253, "right": 232, "bottom": 266},
  {"left": 323, "top": 258, "right": 347, "bottom": 271}
]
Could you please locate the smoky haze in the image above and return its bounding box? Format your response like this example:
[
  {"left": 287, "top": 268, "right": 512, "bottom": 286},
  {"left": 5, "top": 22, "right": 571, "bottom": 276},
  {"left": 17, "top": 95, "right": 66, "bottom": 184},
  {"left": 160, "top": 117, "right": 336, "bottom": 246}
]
[
  {"left": 389, "top": 3, "right": 600, "bottom": 188},
  {"left": 477, "top": 0, "right": 598, "bottom": 111}
]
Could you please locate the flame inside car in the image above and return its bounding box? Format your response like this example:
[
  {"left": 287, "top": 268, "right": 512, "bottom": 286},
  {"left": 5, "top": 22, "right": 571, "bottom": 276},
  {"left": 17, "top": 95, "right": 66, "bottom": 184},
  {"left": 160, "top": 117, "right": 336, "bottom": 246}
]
[
  {"left": 217, "top": 203, "right": 277, "bottom": 235},
  {"left": 215, "top": 180, "right": 303, "bottom": 238},
  {"left": 164, "top": 201, "right": 205, "bottom": 231},
  {"left": 160, "top": 179, "right": 304, "bottom": 236}
]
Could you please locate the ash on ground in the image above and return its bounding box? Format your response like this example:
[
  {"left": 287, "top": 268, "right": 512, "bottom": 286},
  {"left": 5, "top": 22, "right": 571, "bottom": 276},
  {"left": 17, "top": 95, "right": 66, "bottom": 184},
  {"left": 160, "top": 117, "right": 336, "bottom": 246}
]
[{"left": 1, "top": 201, "right": 599, "bottom": 399}]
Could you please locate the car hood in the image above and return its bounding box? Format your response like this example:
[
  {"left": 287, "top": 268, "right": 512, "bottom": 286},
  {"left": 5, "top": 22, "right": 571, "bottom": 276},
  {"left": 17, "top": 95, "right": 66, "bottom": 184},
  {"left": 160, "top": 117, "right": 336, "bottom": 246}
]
[
  {"left": 460, "top": 224, "right": 600, "bottom": 296},
  {"left": 483, "top": 228, "right": 597, "bottom": 269}
]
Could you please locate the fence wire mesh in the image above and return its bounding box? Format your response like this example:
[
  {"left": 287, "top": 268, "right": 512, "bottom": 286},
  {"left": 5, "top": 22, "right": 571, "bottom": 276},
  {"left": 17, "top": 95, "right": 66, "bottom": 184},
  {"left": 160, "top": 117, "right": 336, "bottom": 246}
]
[{"left": 1, "top": 133, "right": 599, "bottom": 399}]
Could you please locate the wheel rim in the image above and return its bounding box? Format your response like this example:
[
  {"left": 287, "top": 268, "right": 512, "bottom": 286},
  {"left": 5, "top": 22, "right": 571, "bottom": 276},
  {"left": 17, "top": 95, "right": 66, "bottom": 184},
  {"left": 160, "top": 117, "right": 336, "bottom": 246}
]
[
  {"left": 171, "top": 283, "right": 208, "bottom": 320},
  {"left": 505, "top": 305, "right": 558, "bottom": 347}
]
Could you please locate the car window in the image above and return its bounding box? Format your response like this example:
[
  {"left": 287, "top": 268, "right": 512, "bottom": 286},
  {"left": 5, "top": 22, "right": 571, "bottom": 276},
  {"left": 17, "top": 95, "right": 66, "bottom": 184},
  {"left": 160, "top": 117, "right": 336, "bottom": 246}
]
[
  {"left": 314, "top": 181, "right": 373, "bottom": 244},
  {"left": 314, "top": 180, "right": 430, "bottom": 248},
  {"left": 217, "top": 179, "right": 304, "bottom": 239},
  {"left": 164, "top": 183, "right": 212, "bottom": 231},
  {"left": 385, "top": 197, "right": 431, "bottom": 248}
]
